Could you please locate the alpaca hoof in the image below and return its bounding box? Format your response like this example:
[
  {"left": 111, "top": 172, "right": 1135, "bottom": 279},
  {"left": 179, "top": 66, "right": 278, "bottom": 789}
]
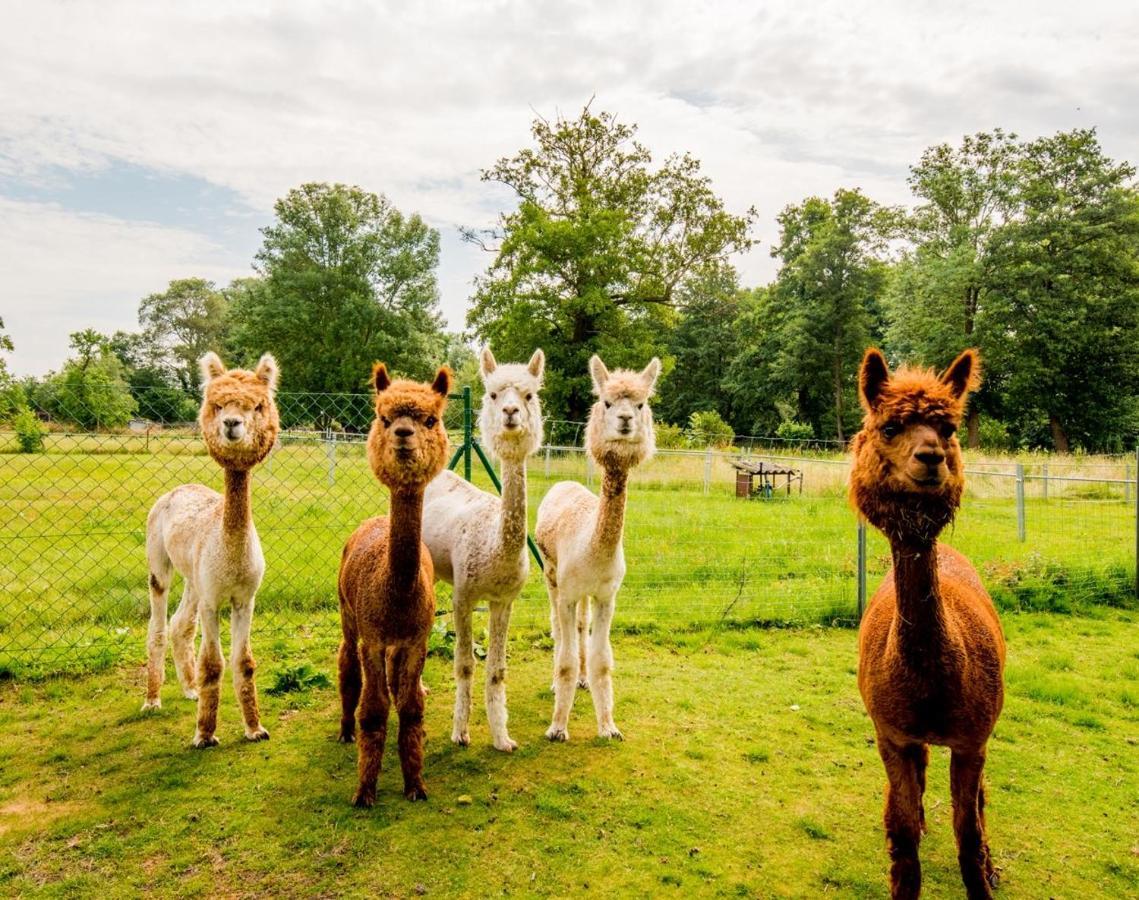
[
  {"left": 577, "top": 677, "right": 589, "bottom": 690},
  {"left": 191, "top": 734, "right": 219, "bottom": 749},
  {"left": 598, "top": 725, "right": 623, "bottom": 740},
  {"left": 493, "top": 735, "right": 519, "bottom": 753},
  {"left": 404, "top": 785, "right": 428, "bottom": 802},
  {"left": 546, "top": 725, "right": 569, "bottom": 742},
  {"left": 244, "top": 727, "right": 270, "bottom": 742},
  {"left": 182, "top": 689, "right": 199, "bottom": 701},
  {"left": 451, "top": 730, "right": 470, "bottom": 747},
  {"left": 141, "top": 698, "right": 161, "bottom": 712},
  {"left": 338, "top": 731, "right": 356, "bottom": 744},
  {"left": 352, "top": 789, "right": 375, "bottom": 809}
]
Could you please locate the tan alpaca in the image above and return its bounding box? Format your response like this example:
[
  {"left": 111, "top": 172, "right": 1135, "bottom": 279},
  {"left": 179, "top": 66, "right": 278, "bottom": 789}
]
[
  {"left": 142, "top": 352, "right": 280, "bottom": 748},
  {"left": 422, "top": 347, "right": 545, "bottom": 752},
  {"left": 337, "top": 364, "right": 451, "bottom": 808},
  {"left": 535, "top": 355, "right": 659, "bottom": 741}
]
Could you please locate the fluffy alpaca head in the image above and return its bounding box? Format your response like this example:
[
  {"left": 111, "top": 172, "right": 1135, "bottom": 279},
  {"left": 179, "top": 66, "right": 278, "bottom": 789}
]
[
  {"left": 478, "top": 346, "right": 545, "bottom": 462},
  {"left": 585, "top": 355, "right": 660, "bottom": 472},
  {"left": 366, "top": 364, "right": 452, "bottom": 491},
  {"left": 849, "top": 348, "right": 980, "bottom": 545},
  {"left": 198, "top": 352, "right": 280, "bottom": 471}
]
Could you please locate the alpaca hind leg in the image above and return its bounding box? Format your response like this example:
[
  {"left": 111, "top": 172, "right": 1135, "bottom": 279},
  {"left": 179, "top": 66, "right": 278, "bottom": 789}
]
[
  {"left": 191, "top": 606, "right": 224, "bottom": 748},
  {"left": 879, "top": 738, "right": 924, "bottom": 900},
  {"left": 546, "top": 571, "right": 560, "bottom": 692},
  {"left": 587, "top": 593, "right": 620, "bottom": 739},
  {"left": 575, "top": 597, "right": 590, "bottom": 689},
  {"left": 169, "top": 582, "right": 200, "bottom": 700},
  {"left": 485, "top": 599, "right": 517, "bottom": 752},
  {"left": 546, "top": 596, "right": 580, "bottom": 741},
  {"left": 450, "top": 589, "right": 475, "bottom": 746},
  {"left": 951, "top": 749, "right": 996, "bottom": 899},
  {"left": 353, "top": 642, "right": 390, "bottom": 808},
  {"left": 142, "top": 557, "right": 173, "bottom": 710},
  {"left": 337, "top": 608, "right": 361, "bottom": 743},
  {"left": 393, "top": 645, "right": 429, "bottom": 801},
  {"left": 916, "top": 743, "right": 929, "bottom": 833},
  {"left": 231, "top": 600, "right": 268, "bottom": 741}
]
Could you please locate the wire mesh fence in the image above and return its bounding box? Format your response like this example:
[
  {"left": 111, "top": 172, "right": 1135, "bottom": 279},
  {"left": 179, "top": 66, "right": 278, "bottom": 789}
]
[{"left": 1, "top": 391, "right": 1136, "bottom": 676}]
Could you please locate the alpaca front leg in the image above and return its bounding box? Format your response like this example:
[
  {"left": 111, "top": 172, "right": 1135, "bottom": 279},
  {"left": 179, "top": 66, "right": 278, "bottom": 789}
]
[
  {"left": 337, "top": 633, "right": 362, "bottom": 743},
  {"left": 575, "top": 597, "right": 590, "bottom": 689},
  {"left": 191, "top": 608, "right": 224, "bottom": 748},
  {"left": 393, "top": 646, "right": 429, "bottom": 801},
  {"left": 546, "top": 576, "right": 561, "bottom": 692},
  {"left": 169, "top": 583, "right": 200, "bottom": 700},
  {"left": 546, "top": 597, "right": 580, "bottom": 741},
  {"left": 142, "top": 570, "right": 170, "bottom": 710},
  {"left": 353, "top": 643, "right": 389, "bottom": 808},
  {"left": 485, "top": 600, "right": 517, "bottom": 752},
  {"left": 450, "top": 591, "right": 474, "bottom": 746},
  {"left": 951, "top": 749, "right": 997, "bottom": 899},
  {"left": 879, "top": 738, "right": 925, "bottom": 900},
  {"left": 230, "top": 601, "right": 268, "bottom": 742},
  {"left": 587, "top": 594, "right": 621, "bottom": 739}
]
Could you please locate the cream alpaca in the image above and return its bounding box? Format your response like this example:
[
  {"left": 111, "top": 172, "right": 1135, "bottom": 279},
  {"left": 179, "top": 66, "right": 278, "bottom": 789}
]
[
  {"left": 143, "top": 352, "right": 279, "bottom": 748},
  {"left": 535, "top": 355, "right": 659, "bottom": 741},
  {"left": 422, "top": 347, "right": 545, "bottom": 752}
]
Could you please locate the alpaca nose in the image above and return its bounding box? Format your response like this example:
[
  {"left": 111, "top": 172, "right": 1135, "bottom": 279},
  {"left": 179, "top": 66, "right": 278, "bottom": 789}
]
[
  {"left": 502, "top": 405, "right": 519, "bottom": 418},
  {"left": 223, "top": 417, "right": 241, "bottom": 429},
  {"left": 394, "top": 426, "right": 414, "bottom": 439},
  {"left": 915, "top": 447, "right": 945, "bottom": 468}
]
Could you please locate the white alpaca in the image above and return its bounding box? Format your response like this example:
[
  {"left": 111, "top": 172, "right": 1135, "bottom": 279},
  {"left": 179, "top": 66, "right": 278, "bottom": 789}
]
[
  {"left": 421, "top": 347, "right": 545, "bottom": 752},
  {"left": 536, "top": 354, "right": 659, "bottom": 741},
  {"left": 142, "top": 352, "right": 279, "bottom": 748}
]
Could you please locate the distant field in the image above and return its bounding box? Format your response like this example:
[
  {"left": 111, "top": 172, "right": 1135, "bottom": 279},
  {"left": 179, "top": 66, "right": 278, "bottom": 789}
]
[{"left": 1, "top": 432, "right": 1136, "bottom": 676}]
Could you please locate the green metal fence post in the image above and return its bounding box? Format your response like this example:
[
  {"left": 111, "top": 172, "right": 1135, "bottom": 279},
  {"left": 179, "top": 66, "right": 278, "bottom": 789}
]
[
  {"left": 1135, "top": 446, "right": 1138, "bottom": 601},
  {"left": 463, "top": 385, "right": 472, "bottom": 482},
  {"left": 857, "top": 520, "right": 867, "bottom": 620}
]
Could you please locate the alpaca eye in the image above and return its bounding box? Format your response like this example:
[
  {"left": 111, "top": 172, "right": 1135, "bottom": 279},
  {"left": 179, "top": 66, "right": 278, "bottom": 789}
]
[
  {"left": 940, "top": 422, "right": 958, "bottom": 439},
  {"left": 526, "top": 393, "right": 532, "bottom": 401},
  {"left": 490, "top": 393, "right": 497, "bottom": 400},
  {"left": 255, "top": 403, "right": 264, "bottom": 413},
  {"left": 882, "top": 421, "right": 902, "bottom": 439},
  {"left": 425, "top": 416, "right": 437, "bottom": 428},
  {"left": 381, "top": 416, "right": 391, "bottom": 427},
  {"left": 637, "top": 403, "right": 644, "bottom": 410},
  {"left": 604, "top": 401, "right": 611, "bottom": 409}
]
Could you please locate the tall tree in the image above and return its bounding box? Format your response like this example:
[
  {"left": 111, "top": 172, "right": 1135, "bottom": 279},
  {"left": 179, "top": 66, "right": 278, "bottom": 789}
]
[
  {"left": 231, "top": 183, "right": 444, "bottom": 394},
  {"left": 986, "top": 129, "right": 1139, "bottom": 452},
  {"left": 138, "top": 278, "right": 229, "bottom": 393},
  {"left": 658, "top": 263, "right": 742, "bottom": 428},
  {"left": 0, "top": 316, "right": 24, "bottom": 419},
  {"left": 767, "top": 189, "right": 894, "bottom": 442},
  {"left": 885, "top": 129, "right": 1022, "bottom": 445},
  {"left": 37, "top": 330, "right": 137, "bottom": 429},
  {"left": 466, "top": 105, "right": 754, "bottom": 422}
]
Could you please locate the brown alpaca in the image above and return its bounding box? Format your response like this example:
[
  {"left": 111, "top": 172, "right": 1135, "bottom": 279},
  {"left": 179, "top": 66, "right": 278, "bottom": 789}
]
[
  {"left": 851, "top": 348, "right": 1005, "bottom": 900},
  {"left": 143, "top": 352, "right": 280, "bottom": 748},
  {"left": 337, "top": 363, "right": 451, "bottom": 808}
]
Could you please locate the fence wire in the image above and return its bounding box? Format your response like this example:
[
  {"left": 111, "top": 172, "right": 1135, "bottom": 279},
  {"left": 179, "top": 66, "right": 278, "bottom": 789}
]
[{"left": 1, "top": 393, "right": 1136, "bottom": 676}]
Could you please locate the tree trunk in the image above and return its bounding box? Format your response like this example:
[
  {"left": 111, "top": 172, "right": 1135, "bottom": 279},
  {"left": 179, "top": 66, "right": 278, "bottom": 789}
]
[
  {"left": 1049, "top": 414, "right": 1070, "bottom": 454},
  {"left": 966, "top": 408, "right": 980, "bottom": 449}
]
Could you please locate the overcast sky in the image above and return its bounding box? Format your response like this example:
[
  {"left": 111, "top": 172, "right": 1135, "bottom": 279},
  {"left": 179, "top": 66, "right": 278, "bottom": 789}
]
[{"left": 2, "top": 0, "right": 1136, "bottom": 375}]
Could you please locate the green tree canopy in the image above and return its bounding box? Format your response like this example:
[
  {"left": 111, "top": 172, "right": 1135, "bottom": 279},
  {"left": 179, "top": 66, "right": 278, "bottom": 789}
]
[
  {"left": 466, "top": 105, "right": 755, "bottom": 422},
  {"left": 138, "top": 278, "right": 229, "bottom": 393},
  {"left": 230, "top": 183, "right": 444, "bottom": 396},
  {"left": 36, "top": 330, "right": 137, "bottom": 429}
]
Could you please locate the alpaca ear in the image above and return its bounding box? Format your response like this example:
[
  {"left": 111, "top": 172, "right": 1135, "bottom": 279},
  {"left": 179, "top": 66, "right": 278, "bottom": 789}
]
[
  {"left": 432, "top": 366, "right": 452, "bottom": 397},
  {"left": 527, "top": 348, "right": 545, "bottom": 380},
  {"left": 941, "top": 349, "right": 981, "bottom": 399},
  {"left": 200, "top": 351, "right": 225, "bottom": 387},
  {"left": 859, "top": 348, "right": 890, "bottom": 412},
  {"left": 589, "top": 355, "right": 610, "bottom": 394},
  {"left": 641, "top": 357, "right": 662, "bottom": 394},
  {"left": 372, "top": 362, "right": 391, "bottom": 394},
  {"left": 479, "top": 346, "right": 497, "bottom": 379},
  {"left": 254, "top": 353, "right": 279, "bottom": 393}
]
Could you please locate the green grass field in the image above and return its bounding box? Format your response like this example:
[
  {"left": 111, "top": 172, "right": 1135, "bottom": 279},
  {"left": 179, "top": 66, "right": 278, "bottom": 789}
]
[
  {"left": 1, "top": 434, "right": 1136, "bottom": 676},
  {"left": 1, "top": 609, "right": 1137, "bottom": 897}
]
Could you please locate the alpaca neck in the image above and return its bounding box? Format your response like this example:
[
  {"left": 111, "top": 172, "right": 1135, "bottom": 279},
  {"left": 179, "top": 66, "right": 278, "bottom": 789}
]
[
  {"left": 889, "top": 538, "right": 949, "bottom": 670},
  {"left": 387, "top": 486, "right": 425, "bottom": 589},
  {"left": 591, "top": 466, "right": 629, "bottom": 553},
  {"left": 496, "top": 454, "right": 528, "bottom": 558},
  {"left": 221, "top": 468, "right": 253, "bottom": 542}
]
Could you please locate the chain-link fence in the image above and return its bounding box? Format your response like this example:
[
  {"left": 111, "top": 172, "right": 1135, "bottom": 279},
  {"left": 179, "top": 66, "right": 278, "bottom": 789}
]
[{"left": 2, "top": 391, "right": 1136, "bottom": 676}]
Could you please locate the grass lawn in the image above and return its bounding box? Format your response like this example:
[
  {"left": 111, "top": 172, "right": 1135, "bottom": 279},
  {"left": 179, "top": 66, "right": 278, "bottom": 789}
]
[{"left": 1, "top": 609, "right": 1137, "bottom": 898}]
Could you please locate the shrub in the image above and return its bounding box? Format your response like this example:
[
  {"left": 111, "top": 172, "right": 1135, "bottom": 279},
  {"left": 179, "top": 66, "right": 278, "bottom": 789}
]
[
  {"left": 654, "top": 422, "right": 687, "bottom": 449},
  {"left": 13, "top": 408, "right": 45, "bottom": 453},
  {"left": 687, "top": 410, "right": 734, "bottom": 448},
  {"left": 977, "top": 416, "right": 1012, "bottom": 451},
  {"left": 775, "top": 420, "right": 814, "bottom": 444}
]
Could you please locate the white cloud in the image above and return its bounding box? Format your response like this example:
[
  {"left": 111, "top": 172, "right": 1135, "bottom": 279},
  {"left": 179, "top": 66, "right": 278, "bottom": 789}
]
[
  {"left": 2, "top": 0, "right": 1137, "bottom": 370},
  {"left": 0, "top": 198, "right": 246, "bottom": 375}
]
